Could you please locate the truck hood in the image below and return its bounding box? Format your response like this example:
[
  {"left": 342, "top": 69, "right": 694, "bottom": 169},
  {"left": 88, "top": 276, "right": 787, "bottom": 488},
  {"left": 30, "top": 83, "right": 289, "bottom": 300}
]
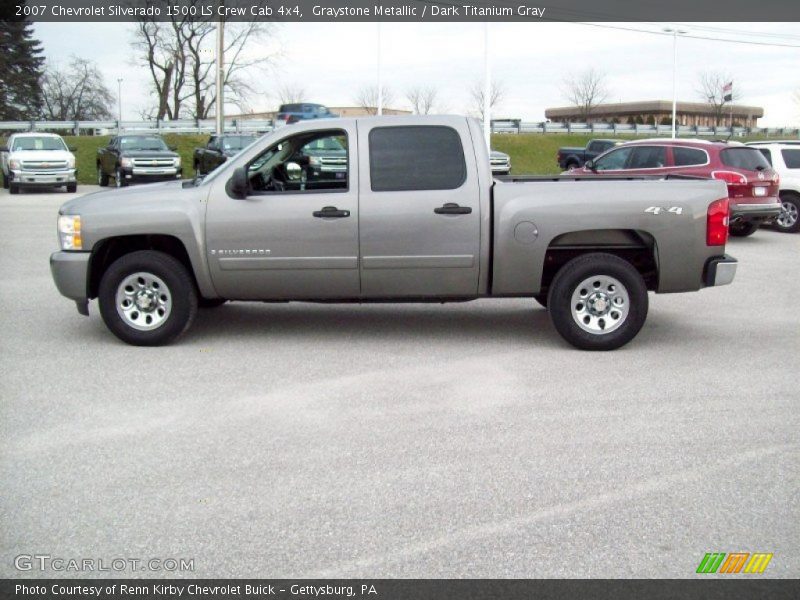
[
  {"left": 559, "top": 147, "right": 586, "bottom": 153},
  {"left": 9, "top": 149, "right": 75, "bottom": 162},
  {"left": 490, "top": 150, "right": 509, "bottom": 160},
  {"left": 59, "top": 180, "right": 185, "bottom": 215}
]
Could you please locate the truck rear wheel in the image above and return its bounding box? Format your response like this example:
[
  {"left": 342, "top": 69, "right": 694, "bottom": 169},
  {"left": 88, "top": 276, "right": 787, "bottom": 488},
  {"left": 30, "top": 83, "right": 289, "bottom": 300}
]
[
  {"left": 547, "top": 253, "right": 648, "bottom": 350},
  {"left": 98, "top": 250, "right": 198, "bottom": 346}
]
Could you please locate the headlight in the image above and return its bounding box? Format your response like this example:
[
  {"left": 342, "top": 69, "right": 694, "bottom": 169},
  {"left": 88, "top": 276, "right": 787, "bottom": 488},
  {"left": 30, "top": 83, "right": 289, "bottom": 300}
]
[
  {"left": 58, "top": 215, "right": 82, "bottom": 250},
  {"left": 9, "top": 158, "right": 20, "bottom": 170},
  {"left": 120, "top": 157, "right": 132, "bottom": 168},
  {"left": 174, "top": 157, "right": 182, "bottom": 167},
  {"left": 309, "top": 156, "right": 321, "bottom": 167},
  {"left": 67, "top": 155, "right": 76, "bottom": 169}
]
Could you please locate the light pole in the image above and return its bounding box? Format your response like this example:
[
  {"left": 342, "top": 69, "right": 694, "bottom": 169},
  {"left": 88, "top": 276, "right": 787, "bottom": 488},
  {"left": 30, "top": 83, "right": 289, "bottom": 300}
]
[
  {"left": 483, "top": 22, "right": 491, "bottom": 150},
  {"left": 215, "top": 20, "right": 225, "bottom": 136},
  {"left": 663, "top": 27, "right": 687, "bottom": 139},
  {"left": 117, "top": 78, "right": 123, "bottom": 133},
  {"left": 377, "top": 23, "right": 383, "bottom": 116}
]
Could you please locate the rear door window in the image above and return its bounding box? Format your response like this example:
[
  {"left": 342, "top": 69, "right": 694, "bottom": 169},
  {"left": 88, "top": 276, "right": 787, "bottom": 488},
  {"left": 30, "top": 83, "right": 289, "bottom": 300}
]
[
  {"left": 673, "top": 147, "right": 708, "bottom": 167},
  {"left": 781, "top": 149, "right": 800, "bottom": 169},
  {"left": 627, "top": 146, "right": 667, "bottom": 169},
  {"left": 720, "top": 148, "right": 770, "bottom": 171},
  {"left": 369, "top": 126, "right": 466, "bottom": 191}
]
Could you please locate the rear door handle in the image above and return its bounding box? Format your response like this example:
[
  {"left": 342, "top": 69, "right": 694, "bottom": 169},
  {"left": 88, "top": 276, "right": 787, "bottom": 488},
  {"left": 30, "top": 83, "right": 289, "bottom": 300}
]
[
  {"left": 313, "top": 206, "right": 350, "bottom": 218},
  {"left": 434, "top": 203, "right": 472, "bottom": 215}
]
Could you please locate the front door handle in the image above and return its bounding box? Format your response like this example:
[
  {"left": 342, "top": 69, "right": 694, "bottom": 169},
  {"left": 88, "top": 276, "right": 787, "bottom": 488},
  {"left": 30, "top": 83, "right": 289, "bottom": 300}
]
[
  {"left": 313, "top": 206, "right": 350, "bottom": 218},
  {"left": 434, "top": 203, "right": 472, "bottom": 215}
]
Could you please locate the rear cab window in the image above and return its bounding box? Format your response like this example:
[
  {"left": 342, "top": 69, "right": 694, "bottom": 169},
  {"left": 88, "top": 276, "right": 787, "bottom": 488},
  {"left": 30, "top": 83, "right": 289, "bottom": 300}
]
[
  {"left": 720, "top": 148, "right": 771, "bottom": 171},
  {"left": 368, "top": 126, "right": 466, "bottom": 191}
]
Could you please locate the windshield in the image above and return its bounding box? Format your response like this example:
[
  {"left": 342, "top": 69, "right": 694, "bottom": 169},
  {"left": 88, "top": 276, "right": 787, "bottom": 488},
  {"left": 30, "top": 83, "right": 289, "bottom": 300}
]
[
  {"left": 11, "top": 136, "right": 67, "bottom": 152},
  {"left": 223, "top": 136, "right": 256, "bottom": 151},
  {"left": 303, "top": 137, "right": 344, "bottom": 152},
  {"left": 119, "top": 136, "right": 169, "bottom": 151}
]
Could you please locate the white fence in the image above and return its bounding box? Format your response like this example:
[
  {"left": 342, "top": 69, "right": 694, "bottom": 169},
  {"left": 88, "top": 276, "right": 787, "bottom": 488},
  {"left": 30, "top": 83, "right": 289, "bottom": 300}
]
[
  {"left": 0, "top": 118, "right": 798, "bottom": 139},
  {"left": 490, "top": 119, "right": 800, "bottom": 138}
]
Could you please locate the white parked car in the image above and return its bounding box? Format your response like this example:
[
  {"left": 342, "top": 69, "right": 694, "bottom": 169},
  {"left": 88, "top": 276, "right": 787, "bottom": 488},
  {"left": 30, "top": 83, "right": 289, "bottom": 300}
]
[
  {"left": 746, "top": 141, "right": 800, "bottom": 233},
  {"left": 0, "top": 132, "right": 78, "bottom": 194}
]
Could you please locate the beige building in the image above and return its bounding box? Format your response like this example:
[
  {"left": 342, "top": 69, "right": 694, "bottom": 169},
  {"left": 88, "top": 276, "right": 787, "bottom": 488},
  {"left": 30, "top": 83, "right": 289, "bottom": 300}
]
[
  {"left": 545, "top": 100, "right": 764, "bottom": 128},
  {"left": 230, "top": 107, "right": 412, "bottom": 120}
]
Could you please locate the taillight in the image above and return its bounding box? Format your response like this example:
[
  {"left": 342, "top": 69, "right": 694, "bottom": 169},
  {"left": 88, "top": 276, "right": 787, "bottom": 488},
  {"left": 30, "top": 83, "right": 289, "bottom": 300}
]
[
  {"left": 707, "top": 198, "right": 729, "bottom": 246},
  {"left": 773, "top": 172, "right": 780, "bottom": 185},
  {"left": 711, "top": 170, "right": 747, "bottom": 185}
]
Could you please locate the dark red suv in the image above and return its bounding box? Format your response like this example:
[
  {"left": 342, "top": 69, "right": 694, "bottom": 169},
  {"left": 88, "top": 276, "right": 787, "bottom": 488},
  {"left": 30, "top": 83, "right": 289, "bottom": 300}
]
[{"left": 575, "top": 139, "right": 781, "bottom": 236}]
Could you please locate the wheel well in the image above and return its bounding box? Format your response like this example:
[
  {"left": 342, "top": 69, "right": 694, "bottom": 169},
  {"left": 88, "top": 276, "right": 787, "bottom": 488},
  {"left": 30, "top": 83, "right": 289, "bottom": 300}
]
[
  {"left": 88, "top": 235, "right": 195, "bottom": 299},
  {"left": 540, "top": 229, "right": 658, "bottom": 293},
  {"left": 780, "top": 190, "right": 799, "bottom": 200}
]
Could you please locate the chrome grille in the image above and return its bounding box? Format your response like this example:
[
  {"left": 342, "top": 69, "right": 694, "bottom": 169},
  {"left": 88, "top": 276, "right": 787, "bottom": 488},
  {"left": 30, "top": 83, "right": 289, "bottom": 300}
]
[
  {"left": 21, "top": 160, "right": 68, "bottom": 171},
  {"left": 320, "top": 157, "right": 347, "bottom": 171},
  {"left": 132, "top": 158, "right": 175, "bottom": 168}
]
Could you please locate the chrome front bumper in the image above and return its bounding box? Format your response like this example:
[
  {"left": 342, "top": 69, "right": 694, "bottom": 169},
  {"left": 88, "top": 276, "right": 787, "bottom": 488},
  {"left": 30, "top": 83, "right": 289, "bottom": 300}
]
[{"left": 11, "top": 169, "right": 76, "bottom": 185}]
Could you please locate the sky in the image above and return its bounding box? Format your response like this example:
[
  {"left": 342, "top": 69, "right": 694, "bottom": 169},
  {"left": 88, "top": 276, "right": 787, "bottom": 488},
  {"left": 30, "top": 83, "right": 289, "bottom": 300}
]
[{"left": 33, "top": 20, "right": 800, "bottom": 126}]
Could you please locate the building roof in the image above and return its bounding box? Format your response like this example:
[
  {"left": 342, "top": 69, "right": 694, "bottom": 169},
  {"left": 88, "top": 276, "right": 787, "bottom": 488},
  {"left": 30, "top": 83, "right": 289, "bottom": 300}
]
[{"left": 545, "top": 100, "right": 764, "bottom": 118}]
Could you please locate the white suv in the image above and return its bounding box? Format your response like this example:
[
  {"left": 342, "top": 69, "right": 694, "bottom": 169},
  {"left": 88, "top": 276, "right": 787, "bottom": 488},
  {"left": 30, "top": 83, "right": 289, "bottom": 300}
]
[
  {"left": 746, "top": 141, "right": 800, "bottom": 233},
  {"left": 0, "top": 132, "right": 78, "bottom": 194}
]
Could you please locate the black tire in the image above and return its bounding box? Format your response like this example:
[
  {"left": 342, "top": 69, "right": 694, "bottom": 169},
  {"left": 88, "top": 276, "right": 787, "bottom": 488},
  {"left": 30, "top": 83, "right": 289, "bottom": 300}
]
[
  {"left": 729, "top": 220, "right": 759, "bottom": 237},
  {"left": 194, "top": 161, "right": 202, "bottom": 176},
  {"left": 66, "top": 182, "right": 77, "bottom": 193},
  {"left": 548, "top": 253, "right": 648, "bottom": 351},
  {"left": 533, "top": 293, "right": 548, "bottom": 309},
  {"left": 198, "top": 297, "right": 227, "bottom": 309},
  {"left": 115, "top": 167, "right": 127, "bottom": 187},
  {"left": 2, "top": 173, "right": 8, "bottom": 189},
  {"left": 565, "top": 161, "right": 579, "bottom": 171},
  {"left": 97, "top": 165, "right": 109, "bottom": 187},
  {"left": 775, "top": 193, "right": 800, "bottom": 233},
  {"left": 98, "top": 250, "right": 198, "bottom": 346},
  {"left": 9, "top": 183, "right": 19, "bottom": 194}
]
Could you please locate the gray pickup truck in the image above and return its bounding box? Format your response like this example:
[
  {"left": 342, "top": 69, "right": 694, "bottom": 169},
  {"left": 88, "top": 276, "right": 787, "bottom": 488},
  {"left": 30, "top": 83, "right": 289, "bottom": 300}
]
[{"left": 50, "top": 116, "right": 737, "bottom": 350}]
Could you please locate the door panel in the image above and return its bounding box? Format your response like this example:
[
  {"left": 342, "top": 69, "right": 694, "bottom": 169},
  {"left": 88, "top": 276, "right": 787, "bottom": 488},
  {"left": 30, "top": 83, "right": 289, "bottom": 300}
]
[
  {"left": 357, "top": 120, "right": 481, "bottom": 298},
  {"left": 204, "top": 124, "right": 360, "bottom": 300}
]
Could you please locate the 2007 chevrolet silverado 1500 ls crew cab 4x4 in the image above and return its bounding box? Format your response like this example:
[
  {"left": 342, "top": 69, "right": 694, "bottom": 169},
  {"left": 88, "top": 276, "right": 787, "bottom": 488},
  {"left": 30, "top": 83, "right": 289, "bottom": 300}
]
[{"left": 50, "top": 116, "right": 737, "bottom": 350}]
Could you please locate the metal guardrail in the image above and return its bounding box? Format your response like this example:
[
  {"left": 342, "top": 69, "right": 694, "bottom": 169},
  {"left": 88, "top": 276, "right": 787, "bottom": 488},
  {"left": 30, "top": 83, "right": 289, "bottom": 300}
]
[
  {"left": 490, "top": 119, "right": 800, "bottom": 138},
  {"left": 0, "top": 118, "right": 797, "bottom": 139},
  {"left": 0, "top": 119, "right": 275, "bottom": 135}
]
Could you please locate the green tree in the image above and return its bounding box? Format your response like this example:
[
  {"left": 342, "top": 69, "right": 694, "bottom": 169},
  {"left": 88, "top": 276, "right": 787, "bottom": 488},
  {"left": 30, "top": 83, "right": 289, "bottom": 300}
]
[{"left": 0, "top": 3, "right": 45, "bottom": 120}]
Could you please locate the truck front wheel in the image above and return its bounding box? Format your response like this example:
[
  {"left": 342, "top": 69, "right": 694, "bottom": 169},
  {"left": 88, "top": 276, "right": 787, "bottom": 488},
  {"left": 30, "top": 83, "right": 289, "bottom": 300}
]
[
  {"left": 98, "top": 250, "right": 198, "bottom": 346},
  {"left": 547, "top": 253, "right": 648, "bottom": 351},
  {"left": 97, "top": 165, "right": 109, "bottom": 187}
]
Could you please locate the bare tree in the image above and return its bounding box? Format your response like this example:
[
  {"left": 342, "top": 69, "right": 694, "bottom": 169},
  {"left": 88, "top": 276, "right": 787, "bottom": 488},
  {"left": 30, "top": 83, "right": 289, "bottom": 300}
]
[
  {"left": 561, "top": 68, "right": 608, "bottom": 122},
  {"left": 278, "top": 83, "right": 306, "bottom": 104},
  {"left": 41, "top": 57, "right": 114, "bottom": 120},
  {"left": 131, "top": 3, "right": 278, "bottom": 120},
  {"left": 406, "top": 85, "right": 438, "bottom": 115},
  {"left": 697, "top": 71, "right": 741, "bottom": 126},
  {"left": 354, "top": 85, "right": 395, "bottom": 115},
  {"left": 469, "top": 79, "right": 505, "bottom": 122}
]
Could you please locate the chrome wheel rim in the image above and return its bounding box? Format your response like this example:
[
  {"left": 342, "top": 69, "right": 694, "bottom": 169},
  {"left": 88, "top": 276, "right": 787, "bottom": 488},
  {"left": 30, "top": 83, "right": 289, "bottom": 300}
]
[
  {"left": 571, "top": 275, "right": 630, "bottom": 335},
  {"left": 777, "top": 201, "right": 798, "bottom": 229},
  {"left": 115, "top": 272, "right": 172, "bottom": 331},
  {"left": 115, "top": 169, "right": 122, "bottom": 187},
  {"left": 97, "top": 167, "right": 102, "bottom": 184}
]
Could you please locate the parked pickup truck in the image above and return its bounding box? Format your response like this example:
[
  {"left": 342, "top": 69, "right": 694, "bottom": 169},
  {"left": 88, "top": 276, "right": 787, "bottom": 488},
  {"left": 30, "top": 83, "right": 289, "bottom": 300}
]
[
  {"left": 558, "top": 139, "right": 619, "bottom": 170},
  {"left": 51, "top": 116, "right": 736, "bottom": 350},
  {"left": 97, "top": 135, "right": 182, "bottom": 187},
  {"left": 193, "top": 134, "right": 257, "bottom": 176},
  {"left": 1, "top": 133, "right": 77, "bottom": 194}
]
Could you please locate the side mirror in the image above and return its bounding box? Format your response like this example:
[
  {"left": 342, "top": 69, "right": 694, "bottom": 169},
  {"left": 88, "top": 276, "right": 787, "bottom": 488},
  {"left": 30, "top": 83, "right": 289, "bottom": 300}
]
[
  {"left": 68, "top": 146, "right": 77, "bottom": 152},
  {"left": 285, "top": 161, "right": 302, "bottom": 181},
  {"left": 226, "top": 166, "right": 249, "bottom": 199},
  {"left": 169, "top": 146, "right": 178, "bottom": 151},
  {"left": 584, "top": 160, "right": 596, "bottom": 172},
  {"left": 0, "top": 146, "right": 8, "bottom": 152}
]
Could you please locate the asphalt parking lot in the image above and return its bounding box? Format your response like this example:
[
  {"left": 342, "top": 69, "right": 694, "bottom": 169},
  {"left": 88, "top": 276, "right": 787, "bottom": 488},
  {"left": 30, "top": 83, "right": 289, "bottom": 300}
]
[{"left": 1, "top": 185, "right": 797, "bottom": 579}]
